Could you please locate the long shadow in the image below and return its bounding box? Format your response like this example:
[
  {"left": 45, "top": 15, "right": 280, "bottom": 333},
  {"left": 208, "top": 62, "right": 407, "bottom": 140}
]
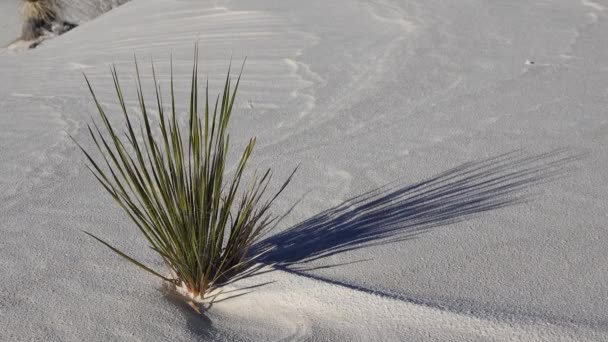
[{"left": 254, "top": 149, "right": 582, "bottom": 266}]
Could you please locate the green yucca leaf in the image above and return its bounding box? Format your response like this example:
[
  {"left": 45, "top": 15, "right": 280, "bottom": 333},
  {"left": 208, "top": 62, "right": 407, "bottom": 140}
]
[{"left": 77, "top": 46, "right": 296, "bottom": 298}]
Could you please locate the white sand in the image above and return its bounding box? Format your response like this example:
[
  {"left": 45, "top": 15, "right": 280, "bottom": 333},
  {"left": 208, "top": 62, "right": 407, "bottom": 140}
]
[
  {"left": 0, "top": 1, "right": 20, "bottom": 47},
  {"left": 1, "top": 0, "right": 608, "bottom": 340}
]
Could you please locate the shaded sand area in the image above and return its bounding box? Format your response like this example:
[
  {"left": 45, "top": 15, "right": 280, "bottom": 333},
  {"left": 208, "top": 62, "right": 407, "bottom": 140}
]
[{"left": 1, "top": 0, "right": 607, "bottom": 340}]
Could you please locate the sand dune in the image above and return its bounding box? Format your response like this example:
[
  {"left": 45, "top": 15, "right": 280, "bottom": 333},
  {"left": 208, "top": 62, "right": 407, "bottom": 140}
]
[{"left": 1, "top": 0, "right": 607, "bottom": 340}]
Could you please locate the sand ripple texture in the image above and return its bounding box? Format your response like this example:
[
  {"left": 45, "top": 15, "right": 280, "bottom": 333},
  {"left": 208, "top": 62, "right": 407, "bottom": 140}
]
[{"left": 1, "top": 0, "right": 608, "bottom": 341}]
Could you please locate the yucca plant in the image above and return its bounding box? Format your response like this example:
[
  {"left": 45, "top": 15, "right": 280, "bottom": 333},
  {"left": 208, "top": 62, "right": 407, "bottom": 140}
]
[{"left": 74, "top": 48, "right": 295, "bottom": 299}]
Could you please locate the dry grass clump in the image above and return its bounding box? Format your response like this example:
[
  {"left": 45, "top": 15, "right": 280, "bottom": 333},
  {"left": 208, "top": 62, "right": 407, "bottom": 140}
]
[
  {"left": 21, "top": 0, "right": 57, "bottom": 23},
  {"left": 20, "top": 0, "right": 57, "bottom": 40},
  {"left": 75, "top": 48, "right": 295, "bottom": 299},
  {"left": 20, "top": 0, "right": 76, "bottom": 42}
]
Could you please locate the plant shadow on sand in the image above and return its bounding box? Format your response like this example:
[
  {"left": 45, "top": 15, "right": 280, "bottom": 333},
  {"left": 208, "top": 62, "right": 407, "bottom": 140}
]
[
  {"left": 162, "top": 288, "right": 215, "bottom": 340},
  {"left": 170, "top": 148, "right": 582, "bottom": 329},
  {"left": 161, "top": 275, "right": 276, "bottom": 334},
  {"left": 254, "top": 149, "right": 583, "bottom": 269}
]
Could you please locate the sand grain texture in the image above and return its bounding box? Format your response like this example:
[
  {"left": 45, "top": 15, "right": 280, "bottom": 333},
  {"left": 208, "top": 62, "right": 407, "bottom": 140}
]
[{"left": 1, "top": 0, "right": 607, "bottom": 340}]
